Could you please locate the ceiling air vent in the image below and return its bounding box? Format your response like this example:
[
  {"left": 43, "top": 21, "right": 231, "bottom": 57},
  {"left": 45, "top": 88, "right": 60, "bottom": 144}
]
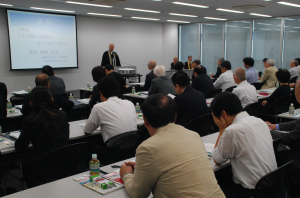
[{"left": 232, "top": 5, "right": 265, "bottom": 9}]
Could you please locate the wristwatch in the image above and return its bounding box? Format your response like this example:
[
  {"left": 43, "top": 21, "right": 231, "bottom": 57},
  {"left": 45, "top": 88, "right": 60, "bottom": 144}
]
[{"left": 122, "top": 171, "right": 133, "bottom": 181}]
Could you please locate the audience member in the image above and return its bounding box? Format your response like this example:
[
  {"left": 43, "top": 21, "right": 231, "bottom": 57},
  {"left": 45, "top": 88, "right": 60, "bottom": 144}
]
[
  {"left": 144, "top": 60, "right": 156, "bottom": 91},
  {"left": 243, "top": 57, "right": 258, "bottom": 84},
  {"left": 192, "top": 66, "right": 214, "bottom": 97},
  {"left": 120, "top": 93, "right": 225, "bottom": 198},
  {"left": 0, "top": 82, "right": 7, "bottom": 117},
  {"left": 267, "top": 79, "right": 300, "bottom": 198},
  {"left": 184, "top": 55, "right": 193, "bottom": 69},
  {"left": 260, "top": 69, "right": 291, "bottom": 114},
  {"left": 260, "top": 58, "right": 268, "bottom": 77},
  {"left": 42, "top": 65, "right": 66, "bottom": 95},
  {"left": 84, "top": 76, "right": 137, "bottom": 144},
  {"left": 170, "top": 57, "right": 178, "bottom": 70},
  {"left": 105, "top": 64, "right": 126, "bottom": 98},
  {"left": 211, "top": 58, "right": 224, "bottom": 78},
  {"left": 211, "top": 92, "right": 277, "bottom": 198},
  {"left": 148, "top": 65, "right": 176, "bottom": 96},
  {"left": 214, "top": 61, "right": 237, "bottom": 92},
  {"left": 260, "top": 59, "right": 278, "bottom": 89},
  {"left": 289, "top": 59, "right": 299, "bottom": 80},
  {"left": 171, "top": 71, "right": 208, "bottom": 126},
  {"left": 15, "top": 86, "right": 69, "bottom": 188},
  {"left": 21, "top": 74, "right": 74, "bottom": 116},
  {"left": 170, "top": 61, "right": 184, "bottom": 78},
  {"left": 193, "top": 59, "right": 207, "bottom": 74},
  {"left": 232, "top": 67, "right": 258, "bottom": 108},
  {"left": 89, "top": 66, "right": 106, "bottom": 108}
]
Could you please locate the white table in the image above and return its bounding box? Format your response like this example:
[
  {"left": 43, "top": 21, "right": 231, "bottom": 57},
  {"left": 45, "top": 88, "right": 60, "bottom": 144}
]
[
  {"left": 277, "top": 108, "right": 300, "bottom": 120},
  {"left": 6, "top": 108, "right": 23, "bottom": 118},
  {"left": 123, "top": 93, "right": 148, "bottom": 99},
  {"left": 257, "top": 87, "right": 276, "bottom": 100}
]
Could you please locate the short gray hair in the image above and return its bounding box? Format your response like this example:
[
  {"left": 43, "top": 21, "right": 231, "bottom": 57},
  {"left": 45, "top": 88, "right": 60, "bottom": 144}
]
[
  {"left": 293, "top": 60, "right": 299, "bottom": 66},
  {"left": 154, "top": 65, "right": 166, "bottom": 77},
  {"left": 218, "top": 58, "right": 225, "bottom": 63},
  {"left": 267, "top": 59, "right": 275, "bottom": 66},
  {"left": 234, "top": 67, "right": 246, "bottom": 81}
]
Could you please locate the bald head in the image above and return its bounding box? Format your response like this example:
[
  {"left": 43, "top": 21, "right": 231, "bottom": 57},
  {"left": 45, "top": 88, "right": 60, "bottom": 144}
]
[
  {"left": 173, "top": 57, "right": 178, "bottom": 62},
  {"left": 148, "top": 60, "right": 156, "bottom": 70},
  {"left": 233, "top": 67, "right": 246, "bottom": 84},
  {"left": 109, "top": 43, "right": 114, "bottom": 52},
  {"left": 35, "top": 73, "right": 50, "bottom": 87}
]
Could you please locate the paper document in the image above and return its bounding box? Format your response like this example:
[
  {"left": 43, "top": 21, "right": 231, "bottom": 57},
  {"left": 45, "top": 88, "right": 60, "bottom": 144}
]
[
  {"left": 12, "top": 90, "right": 28, "bottom": 95},
  {"left": 9, "top": 132, "right": 21, "bottom": 139},
  {"left": 15, "top": 105, "right": 23, "bottom": 109},
  {"left": 79, "top": 123, "right": 100, "bottom": 131},
  {"left": 204, "top": 143, "right": 215, "bottom": 156},
  {"left": 168, "top": 93, "right": 176, "bottom": 99}
]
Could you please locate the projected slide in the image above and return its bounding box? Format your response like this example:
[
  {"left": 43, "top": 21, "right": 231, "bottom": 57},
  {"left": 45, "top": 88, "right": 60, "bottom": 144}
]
[{"left": 7, "top": 10, "right": 78, "bottom": 70}]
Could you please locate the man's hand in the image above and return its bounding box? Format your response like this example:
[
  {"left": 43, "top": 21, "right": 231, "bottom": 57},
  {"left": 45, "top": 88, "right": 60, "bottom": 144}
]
[
  {"left": 266, "top": 121, "right": 276, "bottom": 130},
  {"left": 290, "top": 83, "right": 295, "bottom": 88},
  {"left": 120, "top": 164, "right": 134, "bottom": 178},
  {"left": 210, "top": 74, "right": 214, "bottom": 77},
  {"left": 262, "top": 100, "right": 267, "bottom": 106},
  {"left": 124, "top": 161, "right": 136, "bottom": 170},
  {"left": 212, "top": 114, "right": 228, "bottom": 131}
]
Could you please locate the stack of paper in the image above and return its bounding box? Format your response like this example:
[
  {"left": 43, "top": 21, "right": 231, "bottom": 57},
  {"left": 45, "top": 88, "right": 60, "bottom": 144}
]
[
  {"left": 12, "top": 90, "right": 28, "bottom": 95},
  {"left": 9, "top": 132, "right": 21, "bottom": 139},
  {"left": 204, "top": 143, "right": 215, "bottom": 156}
]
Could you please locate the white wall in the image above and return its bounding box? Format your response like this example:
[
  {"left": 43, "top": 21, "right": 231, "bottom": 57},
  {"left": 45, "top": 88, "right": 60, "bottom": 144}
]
[{"left": 0, "top": 8, "right": 178, "bottom": 94}]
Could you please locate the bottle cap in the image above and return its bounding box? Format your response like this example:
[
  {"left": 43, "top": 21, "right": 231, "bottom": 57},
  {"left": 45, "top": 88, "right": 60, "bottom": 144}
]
[
  {"left": 291, "top": 103, "right": 294, "bottom": 106},
  {"left": 136, "top": 102, "right": 139, "bottom": 105},
  {"left": 70, "top": 93, "right": 72, "bottom": 96},
  {"left": 28, "top": 86, "right": 30, "bottom": 89},
  {"left": 92, "top": 154, "right": 97, "bottom": 159}
]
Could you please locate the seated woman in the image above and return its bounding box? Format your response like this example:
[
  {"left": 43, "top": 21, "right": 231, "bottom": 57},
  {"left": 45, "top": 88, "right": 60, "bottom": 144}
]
[
  {"left": 260, "top": 69, "right": 291, "bottom": 114},
  {"left": 89, "top": 66, "right": 106, "bottom": 108},
  {"left": 15, "top": 86, "right": 69, "bottom": 187}
]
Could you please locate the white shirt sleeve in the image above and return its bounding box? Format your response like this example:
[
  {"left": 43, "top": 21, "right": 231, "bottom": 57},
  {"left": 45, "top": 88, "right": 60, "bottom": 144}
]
[
  {"left": 83, "top": 106, "right": 101, "bottom": 134},
  {"left": 212, "top": 130, "right": 235, "bottom": 164},
  {"left": 213, "top": 75, "right": 223, "bottom": 89}
]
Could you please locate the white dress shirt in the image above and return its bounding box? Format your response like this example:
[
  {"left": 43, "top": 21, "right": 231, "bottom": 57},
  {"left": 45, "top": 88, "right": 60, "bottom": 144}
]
[
  {"left": 84, "top": 97, "right": 137, "bottom": 142},
  {"left": 212, "top": 112, "right": 277, "bottom": 189},
  {"left": 289, "top": 67, "right": 299, "bottom": 79},
  {"left": 232, "top": 81, "right": 258, "bottom": 108},
  {"left": 214, "top": 70, "right": 237, "bottom": 92}
]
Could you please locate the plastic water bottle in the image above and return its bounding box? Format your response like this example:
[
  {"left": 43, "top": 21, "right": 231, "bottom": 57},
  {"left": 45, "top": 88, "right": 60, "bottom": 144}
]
[
  {"left": 136, "top": 102, "right": 140, "bottom": 113},
  {"left": 28, "top": 87, "right": 31, "bottom": 93},
  {"left": 132, "top": 86, "right": 136, "bottom": 94},
  {"left": 87, "top": 82, "right": 90, "bottom": 90},
  {"left": 289, "top": 103, "right": 295, "bottom": 114},
  {"left": 69, "top": 93, "right": 73, "bottom": 99},
  {"left": 90, "top": 154, "right": 100, "bottom": 176},
  {"left": 275, "top": 82, "right": 279, "bottom": 88},
  {"left": 6, "top": 100, "right": 12, "bottom": 110},
  {"left": 126, "top": 78, "right": 129, "bottom": 86}
]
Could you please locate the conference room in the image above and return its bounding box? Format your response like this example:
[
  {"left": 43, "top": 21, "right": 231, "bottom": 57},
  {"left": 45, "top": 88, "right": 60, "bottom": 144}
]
[{"left": 0, "top": 0, "right": 300, "bottom": 197}]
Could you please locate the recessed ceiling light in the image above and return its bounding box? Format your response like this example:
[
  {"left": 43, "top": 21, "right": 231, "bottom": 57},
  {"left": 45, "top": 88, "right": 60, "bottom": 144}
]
[
  {"left": 124, "top": 8, "right": 160, "bottom": 13},
  {"left": 264, "top": 0, "right": 272, "bottom": 1},
  {"left": 172, "top": 2, "right": 208, "bottom": 8},
  {"left": 0, "top": 3, "right": 13, "bottom": 6},
  {"left": 257, "top": 23, "right": 271, "bottom": 25},
  {"left": 66, "top": 1, "right": 112, "bottom": 8},
  {"left": 216, "top": 8, "right": 244, "bottom": 13},
  {"left": 131, "top": 17, "right": 160, "bottom": 21},
  {"left": 249, "top": 13, "right": 272, "bottom": 17},
  {"left": 169, "top": 13, "right": 197, "bottom": 17},
  {"left": 87, "top": 13, "right": 121, "bottom": 17},
  {"left": 204, "top": 17, "right": 227, "bottom": 21},
  {"left": 167, "top": 20, "right": 190, "bottom": 23},
  {"left": 30, "top": 7, "right": 75, "bottom": 13},
  {"left": 277, "top": 1, "right": 300, "bottom": 7}
]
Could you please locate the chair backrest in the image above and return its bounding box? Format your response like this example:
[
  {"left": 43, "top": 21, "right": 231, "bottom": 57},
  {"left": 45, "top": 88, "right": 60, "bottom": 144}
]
[
  {"left": 225, "top": 86, "right": 237, "bottom": 93},
  {"left": 274, "top": 95, "right": 291, "bottom": 115},
  {"left": 206, "top": 89, "right": 222, "bottom": 99},
  {"left": 104, "top": 131, "right": 142, "bottom": 164},
  {"left": 272, "top": 137, "right": 282, "bottom": 156},
  {"left": 255, "top": 160, "right": 294, "bottom": 198},
  {"left": 289, "top": 76, "right": 298, "bottom": 84},
  {"left": 0, "top": 117, "right": 16, "bottom": 133},
  {"left": 40, "top": 142, "right": 92, "bottom": 183},
  {"left": 185, "top": 113, "right": 211, "bottom": 137},
  {"left": 244, "top": 102, "right": 260, "bottom": 117},
  {"left": 252, "top": 82, "right": 263, "bottom": 90}
]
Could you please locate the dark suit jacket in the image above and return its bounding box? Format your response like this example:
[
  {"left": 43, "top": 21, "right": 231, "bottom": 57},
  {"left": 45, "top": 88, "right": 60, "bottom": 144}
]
[
  {"left": 212, "top": 67, "right": 222, "bottom": 78},
  {"left": 144, "top": 70, "right": 155, "bottom": 91},
  {"left": 89, "top": 84, "right": 101, "bottom": 108},
  {"left": 191, "top": 74, "right": 214, "bottom": 97},
  {"left": 184, "top": 61, "right": 193, "bottom": 69},
  {"left": 174, "top": 87, "right": 208, "bottom": 126},
  {"left": 107, "top": 72, "right": 126, "bottom": 98},
  {"left": 171, "top": 62, "right": 175, "bottom": 70},
  {"left": 148, "top": 76, "right": 176, "bottom": 96},
  {"left": 101, "top": 51, "right": 121, "bottom": 66},
  {"left": 21, "top": 91, "right": 74, "bottom": 117},
  {"left": 201, "top": 65, "right": 207, "bottom": 75},
  {"left": 0, "top": 82, "right": 7, "bottom": 117},
  {"left": 49, "top": 76, "right": 66, "bottom": 95}
]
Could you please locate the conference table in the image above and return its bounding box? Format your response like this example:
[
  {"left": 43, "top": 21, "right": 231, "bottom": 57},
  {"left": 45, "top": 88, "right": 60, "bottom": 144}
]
[{"left": 277, "top": 108, "right": 300, "bottom": 121}]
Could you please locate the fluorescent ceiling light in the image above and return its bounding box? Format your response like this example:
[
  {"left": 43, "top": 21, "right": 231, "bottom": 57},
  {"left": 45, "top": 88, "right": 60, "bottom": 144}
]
[
  {"left": 169, "top": 13, "right": 197, "bottom": 17},
  {"left": 226, "top": 25, "right": 237, "bottom": 27},
  {"left": 131, "top": 17, "right": 160, "bottom": 20},
  {"left": 277, "top": 25, "right": 290, "bottom": 27},
  {"left": 167, "top": 20, "right": 190, "bottom": 23},
  {"left": 0, "top": 3, "right": 13, "bottom": 6},
  {"left": 216, "top": 8, "right": 244, "bottom": 13},
  {"left": 249, "top": 13, "right": 272, "bottom": 17},
  {"left": 172, "top": 2, "right": 208, "bottom": 8},
  {"left": 293, "top": 27, "right": 300, "bottom": 28},
  {"left": 30, "top": 7, "right": 74, "bottom": 12},
  {"left": 243, "top": 27, "right": 250, "bottom": 28},
  {"left": 125, "top": 8, "right": 160, "bottom": 13},
  {"left": 261, "top": 28, "right": 272, "bottom": 30},
  {"left": 205, "top": 24, "right": 216, "bottom": 25},
  {"left": 286, "top": 18, "right": 295, "bottom": 20},
  {"left": 289, "top": 31, "right": 298, "bottom": 32},
  {"left": 204, "top": 17, "right": 227, "bottom": 21},
  {"left": 66, "top": 1, "right": 112, "bottom": 7},
  {"left": 277, "top": 1, "right": 300, "bottom": 7},
  {"left": 257, "top": 23, "right": 271, "bottom": 25},
  {"left": 87, "top": 13, "right": 121, "bottom": 17}
]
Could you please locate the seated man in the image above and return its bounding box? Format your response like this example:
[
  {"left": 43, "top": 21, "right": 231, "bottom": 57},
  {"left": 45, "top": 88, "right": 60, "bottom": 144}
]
[
  {"left": 211, "top": 92, "right": 277, "bottom": 198},
  {"left": 232, "top": 67, "right": 258, "bottom": 108},
  {"left": 170, "top": 57, "right": 178, "bottom": 70},
  {"left": 267, "top": 79, "right": 300, "bottom": 198},
  {"left": 120, "top": 93, "right": 225, "bottom": 198},
  {"left": 148, "top": 65, "right": 176, "bottom": 96},
  {"left": 193, "top": 59, "right": 207, "bottom": 74},
  {"left": 184, "top": 55, "right": 193, "bottom": 69},
  {"left": 211, "top": 58, "right": 224, "bottom": 79},
  {"left": 289, "top": 59, "right": 299, "bottom": 80},
  {"left": 42, "top": 65, "right": 66, "bottom": 95},
  {"left": 192, "top": 66, "right": 214, "bottom": 98},
  {"left": 105, "top": 64, "right": 126, "bottom": 98},
  {"left": 170, "top": 61, "right": 184, "bottom": 78},
  {"left": 214, "top": 61, "right": 237, "bottom": 92},
  {"left": 21, "top": 74, "right": 74, "bottom": 117},
  {"left": 171, "top": 71, "right": 208, "bottom": 126},
  {"left": 89, "top": 66, "right": 106, "bottom": 108},
  {"left": 243, "top": 57, "right": 258, "bottom": 84},
  {"left": 260, "top": 59, "right": 278, "bottom": 89},
  {"left": 84, "top": 76, "right": 137, "bottom": 143},
  {"left": 144, "top": 60, "right": 156, "bottom": 91}
]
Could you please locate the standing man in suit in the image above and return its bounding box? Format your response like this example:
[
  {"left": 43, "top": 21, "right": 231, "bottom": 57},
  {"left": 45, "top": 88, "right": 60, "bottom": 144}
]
[
  {"left": 192, "top": 66, "right": 214, "bottom": 98},
  {"left": 260, "top": 59, "right": 278, "bottom": 89},
  {"left": 42, "top": 65, "right": 66, "bottom": 95},
  {"left": 184, "top": 55, "right": 193, "bottom": 69},
  {"left": 170, "top": 57, "right": 178, "bottom": 70},
  {"left": 211, "top": 58, "right": 225, "bottom": 79},
  {"left": 144, "top": 60, "right": 156, "bottom": 91},
  {"left": 101, "top": 43, "right": 121, "bottom": 67},
  {"left": 172, "top": 71, "right": 208, "bottom": 126}
]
